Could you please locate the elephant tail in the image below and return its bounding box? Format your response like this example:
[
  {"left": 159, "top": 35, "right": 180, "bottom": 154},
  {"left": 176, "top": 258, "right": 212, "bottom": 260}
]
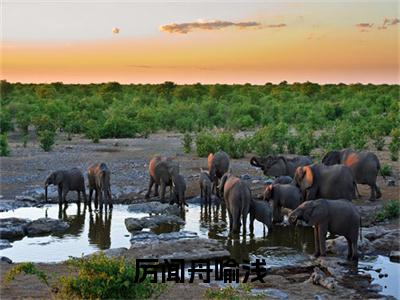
[{"left": 359, "top": 217, "right": 362, "bottom": 242}]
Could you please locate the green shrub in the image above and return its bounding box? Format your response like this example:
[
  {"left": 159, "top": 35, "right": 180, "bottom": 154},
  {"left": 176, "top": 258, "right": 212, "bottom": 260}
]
[
  {"left": 22, "top": 134, "right": 28, "bottom": 148},
  {"left": 38, "top": 130, "right": 56, "bottom": 152},
  {"left": 371, "top": 130, "right": 385, "bottom": 151},
  {"left": 182, "top": 132, "right": 193, "bottom": 153},
  {"left": 4, "top": 262, "right": 48, "bottom": 286},
  {"left": 296, "top": 131, "right": 314, "bottom": 156},
  {"left": 0, "top": 110, "right": 13, "bottom": 133},
  {"left": 0, "top": 134, "right": 10, "bottom": 156},
  {"left": 251, "top": 127, "right": 275, "bottom": 156},
  {"left": 85, "top": 120, "right": 101, "bottom": 143},
  {"left": 59, "top": 254, "right": 157, "bottom": 299},
  {"left": 195, "top": 131, "right": 218, "bottom": 157},
  {"left": 389, "top": 129, "right": 400, "bottom": 161},
  {"left": 375, "top": 200, "right": 400, "bottom": 222},
  {"left": 380, "top": 164, "right": 392, "bottom": 177}
]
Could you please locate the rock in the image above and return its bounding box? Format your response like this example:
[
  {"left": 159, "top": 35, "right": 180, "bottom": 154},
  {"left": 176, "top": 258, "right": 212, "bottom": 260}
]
[
  {"left": 125, "top": 218, "right": 144, "bottom": 232},
  {"left": 127, "top": 238, "right": 229, "bottom": 261},
  {"left": 127, "top": 201, "right": 181, "bottom": 215},
  {"left": 307, "top": 266, "right": 337, "bottom": 291},
  {"left": 125, "top": 215, "right": 184, "bottom": 232},
  {"left": 389, "top": 250, "right": 400, "bottom": 262},
  {"left": 326, "top": 236, "right": 375, "bottom": 256},
  {"left": 0, "top": 218, "right": 30, "bottom": 239},
  {"left": 25, "top": 218, "right": 69, "bottom": 236},
  {"left": 0, "top": 256, "right": 13, "bottom": 264},
  {"left": 368, "top": 284, "right": 382, "bottom": 293},
  {"left": 386, "top": 179, "right": 395, "bottom": 186},
  {"left": 252, "top": 180, "right": 261, "bottom": 184},
  {"left": 15, "top": 196, "right": 37, "bottom": 202},
  {"left": 240, "top": 174, "right": 252, "bottom": 180},
  {"left": 130, "top": 231, "right": 198, "bottom": 245},
  {"left": 370, "top": 229, "right": 400, "bottom": 252},
  {"left": 362, "top": 226, "right": 388, "bottom": 241},
  {"left": 87, "top": 247, "right": 128, "bottom": 258},
  {"left": 0, "top": 239, "right": 12, "bottom": 250},
  {"left": 0, "top": 200, "right": 31, "bottom": 212}
]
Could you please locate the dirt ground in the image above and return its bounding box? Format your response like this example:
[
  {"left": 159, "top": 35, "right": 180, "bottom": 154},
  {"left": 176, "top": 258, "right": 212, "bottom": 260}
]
[{"left": 0, "top": 132, "right": 399, "bottom": 299}]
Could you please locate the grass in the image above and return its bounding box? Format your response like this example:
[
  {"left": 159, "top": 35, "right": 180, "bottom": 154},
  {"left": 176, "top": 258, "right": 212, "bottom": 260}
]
[
  {"left": 4, "top": 263, "right": 49, "bottom": 286},
  {"left": 204, "top": 284, "right": 263, "bottom": 300},
  {"left": 375, "top": 200, "right": 400, "bottom": 222}
]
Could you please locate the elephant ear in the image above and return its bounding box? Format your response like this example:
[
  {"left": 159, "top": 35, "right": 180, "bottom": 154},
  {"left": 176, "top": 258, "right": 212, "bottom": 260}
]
[
  {"left": 302, "top": 166, "right": 314, "bottom": 190},
  {"left": 294, "top": 167, "right": 304, "bottom": 187},
  {"left": 277, "top": 156, "right": 289, "bottom": 174},
  {"left": 207, "top": 153, "right": 214, "bottom": 172},
  {"left": 322, "top": 151, "right": 340, "bottom": 165},
  {"left": 263, "top": 184, "right": 274, "bottom": 201},
  {"left": 218, "top": 173, "right": 229, "bottom": 193},
  {"left": 54, "top": 171, "right": 64, "bottom": 185},
  {"left": 305, "top": 201, "right": 326, "bottom": 226}
]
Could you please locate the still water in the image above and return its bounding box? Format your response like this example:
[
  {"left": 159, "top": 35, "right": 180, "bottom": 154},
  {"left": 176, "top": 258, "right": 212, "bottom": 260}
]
[{"left": 0, "top": 203, "right": 398, "bottom": 297}]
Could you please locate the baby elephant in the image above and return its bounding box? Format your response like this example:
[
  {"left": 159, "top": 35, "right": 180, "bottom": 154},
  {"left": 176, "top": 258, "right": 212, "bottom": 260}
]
[
  {"left": 87, "top": 163, "right": 112, "bottom": 210},
  {"left": 199, "top": 169, "right": 212, "bottom": 204},
  {"left": 45, "top": 168, "right": 87, "bottom": 206},
  {"left": 218, "top": 173, "right": 251, "bottom": 235},
  {"left": 249, "top": 199, "right": 273, "bottom": 233},
  {"left": 264, "top": 184, "right": 302, "bottom": 223},
  {"left": 289, "top": 199, "right": 361, "bottom": 260},
  {"left": 171, "top": 174, "right": 187, "bottom": 208}
]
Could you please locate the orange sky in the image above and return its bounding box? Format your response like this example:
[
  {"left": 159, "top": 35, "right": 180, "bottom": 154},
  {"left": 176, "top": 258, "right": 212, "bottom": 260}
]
[{"left": 1, "top": 1, "right": 399, "bottom": 84}]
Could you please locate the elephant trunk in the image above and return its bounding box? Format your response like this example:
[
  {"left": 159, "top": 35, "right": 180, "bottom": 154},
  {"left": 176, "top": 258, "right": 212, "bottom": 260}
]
[{"left": 45, "top": 184, "right": 48, "bottom": 202}]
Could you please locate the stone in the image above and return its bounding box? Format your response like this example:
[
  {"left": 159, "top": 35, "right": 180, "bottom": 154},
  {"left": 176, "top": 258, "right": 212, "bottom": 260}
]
[
  {"left": 370, "top": 229, "right": 400, "bottom": 252},
  {"left": 326, "top": 236, "right": 375, "bottom": 256},
  {"left": 0, "top": 256, "right": 13, "bottom": 264},
  {"left": 389, "top": 250, "right": 400, "bottom": 262},
  {"left": 87, "top": 247, "right": 128, "bottom": 258},
  {"left": 125, "top": 215, "right": 185, "bottom": 232},
  {"left": 125, "top": 218, "right": 144, "bottom": 232},
  {"left": 307, "top": 266, "right": 337, "bottom": 291},
  {"left": 130, "top": 231, "right": 198, "bottom": 245},
  {"left": 127, "top": 201, "right": 180, "bottom": 215},
  {"left": 25, "top": 218, "right": 69, "bottom": 236},
  {"left": 0, "top": 200, "right": 32, "bottom": 212},
  {"left": 0, "top": 218, "right": 30, "bottom": 239},
  {"left": 386, "top": 179, "right": 395, "bottom": 186},
  {"left": 0, "top": 239, "right": 12, "bottom": 250},
  {"left": 250, "top": 288, "right": 289, "bottom": 300}
]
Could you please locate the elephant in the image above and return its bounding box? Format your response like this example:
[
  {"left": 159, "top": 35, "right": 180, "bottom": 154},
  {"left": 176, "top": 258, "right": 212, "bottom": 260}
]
[
  {"left": 87, "top": 163, "right": 112, "bottom": 210},
  {"left": 208, "top": 151, "right": 230, "bottom": 196},
  {"left": 218, "top": 172, "right": 251, "bottom": 234},
  {"left": 294, "top": 164, "right": 356, "bottom": 201},
  {"left": 272, "top": 176, "right": 293, "bottom": 185},
  {"left": 250, "top": 155, "right": 313, "bottom": 178},
  {"left": 288, "top": 199, "right": 361, "bottom": 260},
  {"left": 45, "top": 168, "right": 87, "bottom": 207},
  {"left": 199, "top": 168, "right": 212, "bottom": 204},
  {"left": 249, "top": 199, "right": 273, "bottom": 233},
  {"left": 322, "top": 149, "right": 382, "bottom": 201},
  {"left": 145, "top": 156, "right": 179, "bottom": 202},
  {"left": 171, "top": 173, "right": 187, "bottom": 208},
  {"left": 263, "top": 183, "right": 302, "bottom": 223}
]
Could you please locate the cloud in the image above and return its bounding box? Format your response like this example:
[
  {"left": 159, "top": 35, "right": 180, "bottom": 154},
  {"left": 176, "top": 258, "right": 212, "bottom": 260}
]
[
  {"left": 159, "top": 20, "right": 262, "bottom": 34},
  {"left": 355, "top": 23, "right": 374, "bottom": 28},
  {"left": 112, "top": 27, "right": 120, "bottom": 34},
  {"left": 265, "top": 23, "right": 287, "bottom": 28},
  {"left": 379, "top": 17, "right": 400, "bottom": 30}
]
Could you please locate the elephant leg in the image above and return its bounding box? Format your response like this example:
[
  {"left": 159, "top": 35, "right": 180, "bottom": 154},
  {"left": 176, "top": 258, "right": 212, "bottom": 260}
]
[
  {"left": 351, "top": 238, "right": 359, "bottom": 261},
  {"left": 375, "top": 184, "right": 382, "bottom": 199},
  {"left": 58, "top": 186, "right": 63, "bottom": 205},
  {"left": 160, "top": 182, "right": 166, "bottom": 203},
  {"left": 318, "top": 224, "right": 328, "bottom": 256},
  {"left": 231, "top": 206, "right": 241, "bottom": 234},
  {"left": 368, "top": 184, "right": 376, "bottom": 201},
  {"left": 314, "top": 226, "right": 321, "bottom": 257},
  {"left": 94, "top": 189, "right": 99, "bottom": 210},
  {"left": 62, "top": 189, "right": 69, "bottom": 206},
  {"left": 242, "top": 212, "right": 247, "bottom": 235},
  {"left": 99, "top": 188, "right": 103, "bottom": 212},
  {"left": 145, "top": 177, "right": 154, "bottom": 199},
  {"left": 89, "top": 188, "right": 93, "bottom": 204},
  {"left": 346, "top": 237, "right": 353, "bottom": 260},
  {"left": 228, "top": 210, "right": 233, "bottom": 232},
  {"left": 249, "top": 211, "right": 255, "bottom": 233},
  {"left": 154, "top": 183, "right": 159, "bottom": 197},
  {"left": 200, "top": 186, "right": 203, "bottom": 201}
]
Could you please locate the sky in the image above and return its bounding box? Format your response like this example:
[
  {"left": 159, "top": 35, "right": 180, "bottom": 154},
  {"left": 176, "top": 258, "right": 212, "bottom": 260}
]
[{"left": 1, "top": 0, "right": 399, "bottom": 84}]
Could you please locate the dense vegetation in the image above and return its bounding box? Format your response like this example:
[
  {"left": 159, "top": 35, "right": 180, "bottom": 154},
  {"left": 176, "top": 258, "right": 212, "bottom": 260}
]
[{"left": 0, "top": 80, "right": 398, "bottom": 158}]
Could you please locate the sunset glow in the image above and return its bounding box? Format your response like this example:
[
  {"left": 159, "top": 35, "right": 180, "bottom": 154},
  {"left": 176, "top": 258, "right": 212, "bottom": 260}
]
[{"left": 1, "top": 1, "right": 399, "bottom": 84}]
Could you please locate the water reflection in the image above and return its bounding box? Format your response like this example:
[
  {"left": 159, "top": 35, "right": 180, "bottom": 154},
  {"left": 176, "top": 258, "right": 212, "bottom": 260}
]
[
  {"left": 57, "top": 204, "right": 86, "bottom": 237},
  {"left": 88, "top": 209, "right": 112, "bottom": 249}
]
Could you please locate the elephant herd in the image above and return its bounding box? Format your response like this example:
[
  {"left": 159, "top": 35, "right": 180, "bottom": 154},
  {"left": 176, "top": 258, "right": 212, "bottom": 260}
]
[{"left": 44, "top": 147, "right": 384, "bottom": 260}]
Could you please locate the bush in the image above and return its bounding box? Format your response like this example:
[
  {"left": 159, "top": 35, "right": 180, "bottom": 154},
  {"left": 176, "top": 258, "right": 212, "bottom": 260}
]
[
  {"left": 38, "top": 130, "right": 56, "bottom": 151},
  {"left": 0, "top": 110, "right": 13, "bottom": 133},
  {"left": 389, "top": 129, "right": 400, "bottom": 161},
  {"left": 296, "top": 130, "right": 314, "bottom": 156},
  {"left": 4, "top": 262, "right": 48, "bottom": 286},
  {"left": 251, "top": 127, "right": 275, "bottom": 156},
  {"left": 375, "top": 200, "right": 400, "bottom": 222},
  {"left": 380, "top": 164, "right": 392, "bottom": 177},
  {"left": 85, "top": 120, "right": 101, "bottom": 143},
  {"left": 182, "top": 132, "right": 193, "bottom": 153},
  {"left": 0, "top": 134, "right": 10, "bottom": 156},
  {"left": 195, "top": 131, "right": 218, "bottom": 157},
  {"left": 372, "top": 130, "right": 385, "bottom": 151},
  {"left": 59, "top": 254, "right": 158, "bottom": 299}
]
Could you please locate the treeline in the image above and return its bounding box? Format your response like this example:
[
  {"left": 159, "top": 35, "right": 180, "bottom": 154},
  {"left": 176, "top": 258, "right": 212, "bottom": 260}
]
[{"left": 0, "top": 80, "right": 399, "bottom": 158}]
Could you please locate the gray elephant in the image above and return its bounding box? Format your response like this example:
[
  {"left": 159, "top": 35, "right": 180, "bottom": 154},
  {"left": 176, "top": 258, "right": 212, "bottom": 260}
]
[
  {"left": 199, "top": 168, "right": 212, "bottom": 204},
  {"left": 250, "top": 155, "right": 312, "bottom": 177},
  {"left": 322, "top": 149, "right": 382, "bottom": 201},
  {"left": 249, "top": 199, "right": 273, "bottom": 233},
  {"left": 263, "top": 183, "right": 302, "bottom": 223},
  {"left": 273, "top": 176, "right": 293, "bottom": 185},
  {"left": 218, "top": 172, "right": 250, "bottom": 234},
  {"left": 171, "top": 173, "right": 187, "bottom": 208},
  {"left": 208, "top": 151, "right": 230, "bottom": 195},
  {"left": 289, "top": 199, "right": 361, "bottom": 260},
  {"left": 87, "top": 163, "right": 112, "bottom": 210},
  {"left": 45, "top": 168, "right": 87, "bottom": 206},
  {"left": 294, "top": 164, "right": 355, "bottom": 201},
  {"left": 145, "top": 156, "right": 179, "bottom": 202}
]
